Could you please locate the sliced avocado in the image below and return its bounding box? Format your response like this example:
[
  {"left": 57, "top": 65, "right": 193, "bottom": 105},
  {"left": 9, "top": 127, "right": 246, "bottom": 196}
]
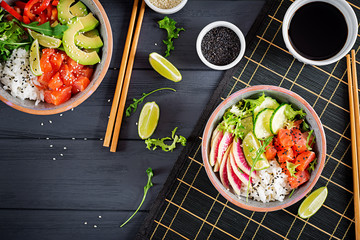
[
  {"left": 75, "top": 29, "right": 103, "bottom": 49},
  {"left": 79, "top": 13, "right": 99, "bottom": 32},
  {"left": 63, "top": 18, "right": 100, "bottom": 65},
  {"left": 58, "top": 0, "right": 99, "bottom": 31},
  {"left": 57, "top": 0, "right": 75, "bottom": 24},
  {"left": 70, "top": 1, "right": 88, "bottom": 17},
  {"left": 83, "top": 48, "right": 100, "bottom": 53}
]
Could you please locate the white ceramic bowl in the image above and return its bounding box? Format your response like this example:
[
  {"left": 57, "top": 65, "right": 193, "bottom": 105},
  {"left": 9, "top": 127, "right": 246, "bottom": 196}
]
[
  {"left": 282, "top": 0, "right": 358, "bottom": 66},
  {"left": 196, "top": 21, "right": 246, "bottom": 71},
  {"left": 144, "top": 0, "right": 187, "bottom": 14}
]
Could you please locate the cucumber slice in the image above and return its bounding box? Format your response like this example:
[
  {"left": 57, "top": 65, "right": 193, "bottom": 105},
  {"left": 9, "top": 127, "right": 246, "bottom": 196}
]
[
  {"left": 254, "top": 108, "right": 274, "bottom": 140},
  {"left": 253, "top": 96, "right": 279, "bottom": 117},
  {"left": 270, "top": 104, "right": 288, "bottom": 134}
]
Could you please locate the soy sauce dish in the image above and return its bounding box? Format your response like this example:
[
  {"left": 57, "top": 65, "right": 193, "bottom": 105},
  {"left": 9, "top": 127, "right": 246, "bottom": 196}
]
[
  {"left": 201, "top": 86, "right": 326, "bottom": 212},
  {"left": 196, "top": 21, "right": 246, "bottom": 70}
]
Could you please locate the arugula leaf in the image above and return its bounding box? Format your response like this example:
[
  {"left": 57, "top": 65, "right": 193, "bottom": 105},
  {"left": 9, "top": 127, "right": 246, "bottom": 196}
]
[
  {"left": 120, "top": 168, "right": 154, "bottom": 227},
  {"left": 246, "top": 136, "right": 273, "bottom": 201},
  {"left": 286, "top": 161, "right": 300, "bottom": 178},
  {"left": 301, "top": 120, "right": 310, "bottom": 132},
  {"left": 306, "top": 129, "right": 315, "bottom": 150},
  {"left": 125, "top": 88, "right": 176, "bottom": 117},
  {"left": 0, "top": 16, "right": 31, "bottom": 62},
  {"left": 289, "top": 189, "right": 296, "bottom": 198},
  {"left": 158, "top": 16, "right": 184, "bottom": 57},
  {"left": 145, "top": 127, "right": 187, "bottom": 152},
  {"left": 307, "top": 158, "right": 317, "bottom": 173},
  {"left": 285, "top": 104, "right": 306, "bottom": 120},
  {"left": 21, "top": 21, "right": 68, "bottom": 38}
]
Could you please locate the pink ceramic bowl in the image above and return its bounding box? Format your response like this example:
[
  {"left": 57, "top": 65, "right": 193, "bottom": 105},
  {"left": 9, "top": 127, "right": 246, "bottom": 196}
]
[
  {"left": 201, "top": 85, "right": 326, "bottom": 212},
  {"left": 0, "top": 0, "right": 113, "bottom": 115}
]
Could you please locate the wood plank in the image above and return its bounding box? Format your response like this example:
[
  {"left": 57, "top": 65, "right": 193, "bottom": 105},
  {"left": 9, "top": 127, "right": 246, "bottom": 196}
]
[
  {"left": 0, "top": 139, "right": 184, "bottom": 210},
  {"left": 0, "top": 70, "right": 221, "bottom": 139},
  {"left": 106, "top": 0, "right": 265, "bottom": 69},
  {"left": 0, "top": 209, "right": 146, "bottom": 240}
]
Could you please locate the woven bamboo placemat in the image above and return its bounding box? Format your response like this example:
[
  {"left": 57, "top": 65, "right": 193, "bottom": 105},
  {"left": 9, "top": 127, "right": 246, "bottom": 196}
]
[{"left": 137, "top": 0, "right": 359, "bottom": 239}]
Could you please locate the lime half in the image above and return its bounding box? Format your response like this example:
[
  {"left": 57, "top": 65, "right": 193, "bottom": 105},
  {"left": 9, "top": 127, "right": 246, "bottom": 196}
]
[
  {"left": 149, "top": 52, "right": 182, "bottom": 82},
  {"left": 298, "top": 186, "right": 328, "bottom": 219},
  {"left": 138, "top": 102, "right": 160, "bottom": 139},
  {"left": 29, "top": 29, "right": 62, "bottom": 48},
  {"left": 242, "top": 131, "right": 270, "bottom": 170},
  {"left": 30, "top": 39, "right": 43, "bottom": 76}
]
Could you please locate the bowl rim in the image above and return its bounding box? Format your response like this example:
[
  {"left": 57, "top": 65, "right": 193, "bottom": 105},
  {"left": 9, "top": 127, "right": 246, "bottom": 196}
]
[
  {"left": 196, "top": 21, "right": 246, "bottom": 71},
  {"left": 144, "top": 0, "right": 188, "bottom": 14},
  {"left": 201, "top": 85, "right": 326, "bottom": 212},
  {"left": 0, "top": 0, "right": 113, "bottom": 115}
]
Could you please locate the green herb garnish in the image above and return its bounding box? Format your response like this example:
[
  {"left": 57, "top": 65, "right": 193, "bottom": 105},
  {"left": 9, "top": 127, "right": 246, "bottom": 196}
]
[
  {"left": 306, "top": 129, "right": 315, "bottom": 150},
  {"left": 289, "top": 189, "right": 296, "bottom": 198},
  {"left": 158, "top": 16, "right": 184, "bottom": 57},
  {"left": 0, "top": 9, "right": 31, "bottom": 61},
  {"left": 120, "top": 168, "right": 154, "bottom": 227},
  {"left": 284, "top": 104, "right": 306, "bottom": 120},
  {"left": 286, "top": 161, "right": 300, "bottom": 178},
  {"left": 307, "top": 158, "right": 317, "bottom": 173},
  {"left": 21, "top": 21, "right": 68, "bottom": 39},
  {"left": 246, "top": 136, "right": 273, "bottom": 201},
  {"left": 301, "top": 120, "right": 310, "bottom": 132},
  {"left": 125, "top": 88, "right": 176, "bottom": 117},
  {"left": 145, "top": 127, "right": 186, "bottom": 152}
]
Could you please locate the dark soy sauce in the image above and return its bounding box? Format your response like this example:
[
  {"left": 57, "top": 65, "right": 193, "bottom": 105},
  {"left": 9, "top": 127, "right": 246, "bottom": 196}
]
[{"left": 288, "top": 2, "right": 348, "bottom": 60}]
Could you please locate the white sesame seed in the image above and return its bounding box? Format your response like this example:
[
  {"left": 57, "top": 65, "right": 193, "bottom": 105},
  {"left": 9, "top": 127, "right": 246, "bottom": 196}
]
[
  {"left": 60, "top": 154, "right": 63, "bottom": 157},
  {"left": 50, "top": 145, "right": 53, "bottom": 148},
  {"left": 41, "top": 123, "right": 44, "bottom": 126},
  {"left": 72, "top": 138, "right": 75, "bottom": 140},
  {"left": 53, "top": 158, "right": 56, "bottom": 160},
  {"left": 46, "top": 137, "right": 49, "bottom": 140},
  {"left": 49, "top": 120, "right": 52, "bottom": 123},
  {"left": 84, "top": 138, "right": 87, "bottom": 141},
  {"left": 98, "top": 216, "right": 101, "bottom": 219},
  {"left": 60, "top": 114, "right": 63, "bottom": 117},
  {"left": 93, "top": 225, "right": 97, "bottom": 228},
  {"left": 84, "top": 222, "right": 87, "bottom": 225},
  {"left": 107, "top": 99, "right": 110, "bottom": 102},
  {"left": 64, "top": 147, "right": 67, "bottom": 150}
]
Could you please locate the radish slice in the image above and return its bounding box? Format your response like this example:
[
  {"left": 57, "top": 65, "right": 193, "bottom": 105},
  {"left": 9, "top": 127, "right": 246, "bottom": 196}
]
[
  {"left": 227, "top": 155, "right": 242, "bottom": 195},
  {"left": 209, "top": 128, "right": 223, "bottom": 167},
  {"left": 216, "top": 126, "right": 234, "bottom": 167},
  {"left": 230, "top": 151, "right": 251, "bottom": 186},
  {"left": 219, "top": 145, "right": 231, "bottom": 189},
  {"left": 232, "top": 137, "right": 257, "bottom": 179}
]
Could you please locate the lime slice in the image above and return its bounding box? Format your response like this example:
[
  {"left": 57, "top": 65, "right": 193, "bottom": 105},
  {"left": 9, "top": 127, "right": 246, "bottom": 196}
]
[
  {"left": 29, "top": 39, "right": 43, "bottom": 76},
  {"left": 242, "top": 131, "right": 270, "bottom": 170},
  {"left": 138, "top": 102, "right": 160, "bottom": 139},
  {"left": 298, "top": 186, "right": 328, "bottom": 219},
  {"left": 149, "top": 52, "right": 182, "bottom": 82},
  {"left": 28, "top": 29, "right": 62, "bottom": 48}
]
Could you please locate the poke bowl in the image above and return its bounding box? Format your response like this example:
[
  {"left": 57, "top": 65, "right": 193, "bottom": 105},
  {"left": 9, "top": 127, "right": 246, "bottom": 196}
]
[
  {"left": 0, "top": 0, "right": 113, "bottom": 115},
  {"left": 201, "top": 85, "right": 326, "bottom": 212}
]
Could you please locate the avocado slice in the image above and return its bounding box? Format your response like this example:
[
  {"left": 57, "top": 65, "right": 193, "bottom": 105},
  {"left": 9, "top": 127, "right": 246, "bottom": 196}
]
[
  {"left": 70, "top": 1, "right": 88, "bottom": 17},
  {"left": 75, "top": 29, "right": 103, "bottom": 49},
  {"left": 63, "top": 18, "right": 101, "bottom": 65},
  {"left": 58, "top": 0, "right": 99, "bottom": 31}
]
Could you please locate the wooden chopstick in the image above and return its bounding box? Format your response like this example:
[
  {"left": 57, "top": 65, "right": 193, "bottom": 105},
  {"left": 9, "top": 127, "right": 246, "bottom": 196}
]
[
  {"left": 103, "top": 0, "right": 140, "bottom": 147},
  {"left": 110, "top": 0, "right": 146, "bottom": 152},
  {"left": 346, "top": 52, "right": 360, "bottom": 240}
]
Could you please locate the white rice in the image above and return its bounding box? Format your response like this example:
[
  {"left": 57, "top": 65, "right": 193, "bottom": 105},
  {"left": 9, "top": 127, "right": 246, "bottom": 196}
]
[
  {"left": 240, "top": 160, "right": 291, "bottom": 203},
  {"left": 0, "top": 48, "right": 44, "bottom": 105}
]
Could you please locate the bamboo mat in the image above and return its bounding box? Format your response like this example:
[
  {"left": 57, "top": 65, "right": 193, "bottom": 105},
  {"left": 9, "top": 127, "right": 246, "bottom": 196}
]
[{"left": 137, "top": 0, "right": 359, "bottom": 239}]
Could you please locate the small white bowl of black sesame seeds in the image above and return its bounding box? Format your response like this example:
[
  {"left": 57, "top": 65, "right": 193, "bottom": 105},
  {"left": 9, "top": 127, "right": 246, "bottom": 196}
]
[
  {"left": 145, "top": 0, "right": 188, "bottom": 15},
  {"left": 196, "top": 21, "right": 246, "bottom": 71}
]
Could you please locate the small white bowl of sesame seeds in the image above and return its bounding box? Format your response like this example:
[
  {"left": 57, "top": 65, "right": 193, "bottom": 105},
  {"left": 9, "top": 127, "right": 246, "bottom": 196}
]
[{"left": 144, "top": 0, "right": 188, "bottom": 14}]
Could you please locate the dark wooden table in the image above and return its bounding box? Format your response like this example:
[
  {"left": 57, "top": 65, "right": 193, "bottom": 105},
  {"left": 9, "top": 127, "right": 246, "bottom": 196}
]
[{"left": 0, "top": 1, "right": 265, "bottom": 239}]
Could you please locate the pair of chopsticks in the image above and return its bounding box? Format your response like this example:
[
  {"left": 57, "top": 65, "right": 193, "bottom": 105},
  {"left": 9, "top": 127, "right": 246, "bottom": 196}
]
[
  {"left": 103, "top": 0, "right": 146, "bottom": 152},
  {"left": 346, "top": 50, "right": 360, "bottom": 240}
]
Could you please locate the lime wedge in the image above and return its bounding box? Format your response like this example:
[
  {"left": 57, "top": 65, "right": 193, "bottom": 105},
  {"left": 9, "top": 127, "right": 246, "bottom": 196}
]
[
  {"left": 242, "top": 131, "right": 270, "bottom": 170},
  {"left": 149, "top": 52, "right": 182, "bottom": 82},
  {"left": 28, "top": 29, "right": 62, "bottom": 48},
  {"left": 138, "top": 102, "right": 160, "bottom": 139},
  {"left": 298, "top": 186, "right": 328, "bottom": 219},
  {"left": 29, "top": 39, "right": 42, "bottom": 76}
]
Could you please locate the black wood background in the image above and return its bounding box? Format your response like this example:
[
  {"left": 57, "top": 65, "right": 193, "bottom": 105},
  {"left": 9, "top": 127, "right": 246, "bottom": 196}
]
[{"left": 0, "top": 0, "right": 265, "bottom": 239}]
